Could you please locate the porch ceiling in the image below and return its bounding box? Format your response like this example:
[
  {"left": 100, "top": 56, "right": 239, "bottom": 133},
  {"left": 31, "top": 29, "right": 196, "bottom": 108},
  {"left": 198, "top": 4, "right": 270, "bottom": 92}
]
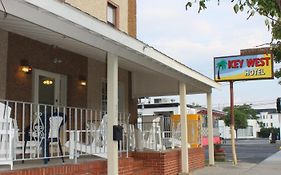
[{"left": 0, "top": 0, "right": 220, "bottom": 97}]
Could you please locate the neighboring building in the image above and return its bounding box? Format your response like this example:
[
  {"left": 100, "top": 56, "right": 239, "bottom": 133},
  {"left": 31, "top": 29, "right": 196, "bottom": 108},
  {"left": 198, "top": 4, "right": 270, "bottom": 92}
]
[
  {"left": 138, "top": 97, "right": 224, "bottom": 146},
  {"left": 0, "top": 1, "right": 219, "bottom": 174},
  {"left": 218, "top": 108, "right": 280, "bottom": 139},
  {"left": 219, "top": 119, "right": 260, "bottom": 139},
  {"left": 256, "top": 108, "right": 280, "bottom": 128}
]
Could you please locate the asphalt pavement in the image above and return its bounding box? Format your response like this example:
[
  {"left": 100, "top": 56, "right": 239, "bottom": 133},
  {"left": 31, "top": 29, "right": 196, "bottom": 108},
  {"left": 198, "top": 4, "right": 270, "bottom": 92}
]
[{"left": 193, "top": 139, "right": 281, "bottom": 175}]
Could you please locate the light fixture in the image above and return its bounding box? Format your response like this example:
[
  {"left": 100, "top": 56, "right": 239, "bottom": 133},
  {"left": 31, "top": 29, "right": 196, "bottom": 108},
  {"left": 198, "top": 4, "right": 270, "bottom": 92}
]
[
  {"left": 43, "top": 79, "right": 53, "bottom": 85},
  {"left": 53, "top": 57, "right": 62, "bottom": 64},
  {"left": 79, "top": 75, "right": 87, "bottom": 86},
  {"left": 20, "top": 59, "right": 32, "bottom": 73},
  {"left": 80, "top": 81, "right": 87, "bottom": 86}
]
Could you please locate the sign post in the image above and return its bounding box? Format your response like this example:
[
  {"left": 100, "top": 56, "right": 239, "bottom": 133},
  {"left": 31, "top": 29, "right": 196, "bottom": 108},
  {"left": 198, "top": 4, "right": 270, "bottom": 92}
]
[
  {"left": 214, "top": 51, "right": 273, "bottom": 165},
  {"left": 229, "top": 81, "right": 237, "bottom": 165}
]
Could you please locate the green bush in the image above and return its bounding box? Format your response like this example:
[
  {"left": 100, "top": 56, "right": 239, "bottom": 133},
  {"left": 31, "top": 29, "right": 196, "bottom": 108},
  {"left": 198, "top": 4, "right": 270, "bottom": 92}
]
[{"left": 258, "top": 128, "right": 279, "bottom": 138}]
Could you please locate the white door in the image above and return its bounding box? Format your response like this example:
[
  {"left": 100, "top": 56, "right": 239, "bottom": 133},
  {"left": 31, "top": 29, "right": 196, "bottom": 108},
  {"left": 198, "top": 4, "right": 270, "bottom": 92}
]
[{"left": 32, "top": 69, "right": 67, "bottom": 107}]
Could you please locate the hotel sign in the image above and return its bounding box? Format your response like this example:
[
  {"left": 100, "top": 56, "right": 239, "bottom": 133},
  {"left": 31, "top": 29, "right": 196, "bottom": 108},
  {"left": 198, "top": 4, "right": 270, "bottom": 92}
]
[{"left": 214, "top": 54, "right": 273, "bottom": 82}]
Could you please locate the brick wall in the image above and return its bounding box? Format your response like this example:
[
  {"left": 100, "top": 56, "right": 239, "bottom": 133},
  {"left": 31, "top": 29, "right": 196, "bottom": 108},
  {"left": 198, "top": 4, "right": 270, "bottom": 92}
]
[
  {"left": 0, "top": 157, "right": 148, "bottom": 175},
  {"left": 0, "top": 29, "right": 8, "bottom": 99},
  {"left": 240, "top": 47, "right": 270, "bottom": 56},
  {"left": 0, "top": 160, "right": 107, "bottom": 175},
  {"left": 128, "top": 0, "right": 136, "bottom": 38},
  {"left": 6, "top": 33, "right": 88, "bottom": 108},
  {"left": 0, "top": 148, "right": 205, "bottom": 175},
  {"left": 132, "top": 147, "right": 205, "bottom": 175}
]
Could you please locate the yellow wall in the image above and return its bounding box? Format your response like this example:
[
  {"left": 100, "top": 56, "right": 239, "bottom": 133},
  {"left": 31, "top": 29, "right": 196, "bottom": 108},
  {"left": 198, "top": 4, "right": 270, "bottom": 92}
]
[{"left": 65, "top": 0, "right": 129, "bottom": 33}]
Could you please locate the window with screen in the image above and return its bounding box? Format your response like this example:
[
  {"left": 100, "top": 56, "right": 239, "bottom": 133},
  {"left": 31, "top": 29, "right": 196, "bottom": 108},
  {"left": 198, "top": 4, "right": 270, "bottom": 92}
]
[{"left": 107, "top": 2, "right": 117, "bottom": 27}]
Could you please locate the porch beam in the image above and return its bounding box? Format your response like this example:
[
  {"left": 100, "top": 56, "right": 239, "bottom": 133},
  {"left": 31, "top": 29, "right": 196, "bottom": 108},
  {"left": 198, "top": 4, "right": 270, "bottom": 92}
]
[
  {"left": 207, "top": 92, "right": 215, "bottom": 165},
  {"left": 179, "top": 81, "right": 189, "bottom": 174},
  {"left": 107, "top": 53, "right": 118, "bottom": 175}
]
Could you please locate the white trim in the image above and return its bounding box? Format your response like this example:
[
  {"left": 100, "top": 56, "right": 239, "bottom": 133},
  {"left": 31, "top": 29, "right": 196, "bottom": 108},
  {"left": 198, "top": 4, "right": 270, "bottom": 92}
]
[{"left": 32, "top": 69, "right": 62, "bottom": 106}]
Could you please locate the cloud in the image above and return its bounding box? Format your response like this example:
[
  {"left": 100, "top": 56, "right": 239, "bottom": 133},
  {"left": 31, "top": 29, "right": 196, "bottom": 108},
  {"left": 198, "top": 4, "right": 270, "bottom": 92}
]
[{"left": 137, "top": 0, "right": 277, "bottom": 108}]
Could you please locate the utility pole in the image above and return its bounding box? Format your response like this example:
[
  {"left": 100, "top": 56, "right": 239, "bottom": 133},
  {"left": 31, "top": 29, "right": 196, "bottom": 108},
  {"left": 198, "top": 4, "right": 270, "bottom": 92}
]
[{"left": 230, "top": 81, "right": 237, "bottom": 165}]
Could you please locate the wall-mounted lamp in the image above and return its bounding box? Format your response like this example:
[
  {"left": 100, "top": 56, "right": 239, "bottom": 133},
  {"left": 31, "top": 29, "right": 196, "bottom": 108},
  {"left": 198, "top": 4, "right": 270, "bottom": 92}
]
[
  {"left": 20, "top": 59, "right": 32, "bottom": 73},
  {"left": 79, "top": 75, "right": 87, "bottom": 86},
  {"left": 53, "top": 57, "right": 62, "bottom": 64}
]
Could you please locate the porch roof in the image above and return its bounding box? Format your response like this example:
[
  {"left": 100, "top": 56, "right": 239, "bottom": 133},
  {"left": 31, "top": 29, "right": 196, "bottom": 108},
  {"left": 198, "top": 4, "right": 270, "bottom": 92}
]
[{"left": 0, "top": 0, "right": 220, "bottom": 97}]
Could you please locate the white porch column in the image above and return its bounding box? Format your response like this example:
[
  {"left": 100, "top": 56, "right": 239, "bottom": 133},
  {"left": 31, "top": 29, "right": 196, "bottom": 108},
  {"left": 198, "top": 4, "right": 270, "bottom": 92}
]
[
  {"left": 179, "top": 81, "right": 189, "bottom": 174},
  {"left": 107, "top": 53, "right": 118, "bottom": 175},
  {"left": 207, "top": 92, "right": 215, "bottom": 165}
]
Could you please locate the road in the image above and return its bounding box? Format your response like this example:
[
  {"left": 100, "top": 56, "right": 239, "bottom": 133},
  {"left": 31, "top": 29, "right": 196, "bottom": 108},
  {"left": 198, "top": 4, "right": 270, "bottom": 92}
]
[{"left": 206, "top": 139, "right": 281, "bottom": 163}]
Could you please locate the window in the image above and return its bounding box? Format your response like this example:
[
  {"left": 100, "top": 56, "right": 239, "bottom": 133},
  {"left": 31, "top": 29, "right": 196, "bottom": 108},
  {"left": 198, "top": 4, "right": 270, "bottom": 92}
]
[
  {"left": 107, "top": 2, "right": 118, "bottom": 27},
  {"left": 101, "top": 81, "right": 107, "bottom": 113},
  {"left": 154, "top": 98, "right": 161, "bottom": 104},
  {"left": 101, "top": 80, "right": 125, "bottom": 114}
]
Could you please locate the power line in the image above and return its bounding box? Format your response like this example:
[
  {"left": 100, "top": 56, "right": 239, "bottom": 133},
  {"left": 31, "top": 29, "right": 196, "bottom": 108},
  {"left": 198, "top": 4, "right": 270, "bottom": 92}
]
[{"left": 211, "top": 99, "right": 277, "bottom": 109}]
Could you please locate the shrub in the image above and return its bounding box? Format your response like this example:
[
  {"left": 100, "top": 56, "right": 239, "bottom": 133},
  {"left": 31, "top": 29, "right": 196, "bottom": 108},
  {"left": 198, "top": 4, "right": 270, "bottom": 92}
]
[{"left": 258, "top": 127, "right": 280, "bottom": 138}]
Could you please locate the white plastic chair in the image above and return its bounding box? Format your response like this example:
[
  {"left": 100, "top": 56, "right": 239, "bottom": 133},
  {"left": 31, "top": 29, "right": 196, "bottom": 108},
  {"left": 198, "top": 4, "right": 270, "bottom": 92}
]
[
  {"left": 24, "top": 113, "right": 65, "bottom": 163},
  {"left": 65, "top": 115, "right": 108, "bottom": 159},
  {"left": 47, "top": 115, "right": 64, "bottom": 162},
  {"left": 142, "top": 117, "right": 164, "bottom": 151},
  {"left": 0, "top": 102, "right": 15, "bottom": 170}
]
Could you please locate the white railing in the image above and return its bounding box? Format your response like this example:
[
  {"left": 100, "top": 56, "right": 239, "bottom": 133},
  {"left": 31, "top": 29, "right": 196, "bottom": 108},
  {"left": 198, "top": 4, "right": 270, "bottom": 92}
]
[
  {"left": 136, "top": 116, "right": 167, "bottom": 151},
  {"left": 136, "top": 115, "right": 203, "bottom": 151},
  {"left": 0, "top": 99, "right": 133, "bottom": 168}
]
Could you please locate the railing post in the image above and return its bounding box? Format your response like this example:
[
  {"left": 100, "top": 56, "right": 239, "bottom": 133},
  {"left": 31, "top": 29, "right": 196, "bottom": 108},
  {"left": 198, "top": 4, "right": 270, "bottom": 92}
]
[
  {"left": 74, "top": 108, "right": 78, "bottom": 164},
  {"left": 69, "top": 131, "right": 75, "bottom": 159}
]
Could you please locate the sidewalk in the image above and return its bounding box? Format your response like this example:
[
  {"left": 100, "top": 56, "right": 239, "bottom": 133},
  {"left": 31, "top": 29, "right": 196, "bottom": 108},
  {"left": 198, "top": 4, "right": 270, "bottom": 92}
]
[{"left": 192, "top": 150, "right": 281, "bottom": 175}]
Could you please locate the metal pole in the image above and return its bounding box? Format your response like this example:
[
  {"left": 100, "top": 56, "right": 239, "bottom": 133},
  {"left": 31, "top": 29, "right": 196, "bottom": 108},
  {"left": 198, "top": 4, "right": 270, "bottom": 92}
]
[{"left": 230, "top": 81, "right": 237, "bottom": 165}]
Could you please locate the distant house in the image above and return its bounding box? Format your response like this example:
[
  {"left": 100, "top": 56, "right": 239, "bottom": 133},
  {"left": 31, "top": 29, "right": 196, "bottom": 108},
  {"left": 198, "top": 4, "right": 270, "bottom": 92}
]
[
  {"left": 219, "top": 119, "right": 260, "bottom": 139},
  {"left": 256, "top": 108, "right": 280, "bottom": 128},
  {"left": 218, "top": 108, "right": 280, "bottom": 139}
]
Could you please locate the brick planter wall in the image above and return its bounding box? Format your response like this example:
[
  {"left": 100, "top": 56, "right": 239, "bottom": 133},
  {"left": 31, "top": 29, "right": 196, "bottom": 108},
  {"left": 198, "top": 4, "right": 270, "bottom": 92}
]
[
  {"left": 0, "top": 148, "right": 205, "bottom": 175},
  {"left": 0, "top": 158, "right": 135, "bottom": 175},
  {"left": 132, "top": 147, "right": 205, "bottom": 175},
  {"left": 0, "top": 160, "right": 107, "bottom": 175}
]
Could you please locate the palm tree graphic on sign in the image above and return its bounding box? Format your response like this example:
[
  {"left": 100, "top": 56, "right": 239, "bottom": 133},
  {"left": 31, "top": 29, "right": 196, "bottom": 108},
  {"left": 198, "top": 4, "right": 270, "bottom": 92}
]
[{"left": 216, "top": 60, "right": 227, "bottom": 80}]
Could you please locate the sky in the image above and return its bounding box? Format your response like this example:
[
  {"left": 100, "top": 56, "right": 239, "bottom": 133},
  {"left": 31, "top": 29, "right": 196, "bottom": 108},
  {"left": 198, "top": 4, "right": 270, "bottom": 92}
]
[{"left": 136, "top": 0, "right": 281, "bottom": 110}]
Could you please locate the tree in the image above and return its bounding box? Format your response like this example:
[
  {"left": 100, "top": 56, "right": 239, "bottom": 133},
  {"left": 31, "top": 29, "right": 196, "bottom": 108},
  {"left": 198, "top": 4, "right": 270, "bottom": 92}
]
[
  {"left": 236, "top": 104, "right": 257, "bottom": 119},
  {"left": 216, "top": 60, "right": 227, "bottom": 80},
  {"left": 186, "top": 0, "right": 281, "bottom": 79},
  {"left": 223, "top": 106, "right": 248, "bottom": 138}
]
